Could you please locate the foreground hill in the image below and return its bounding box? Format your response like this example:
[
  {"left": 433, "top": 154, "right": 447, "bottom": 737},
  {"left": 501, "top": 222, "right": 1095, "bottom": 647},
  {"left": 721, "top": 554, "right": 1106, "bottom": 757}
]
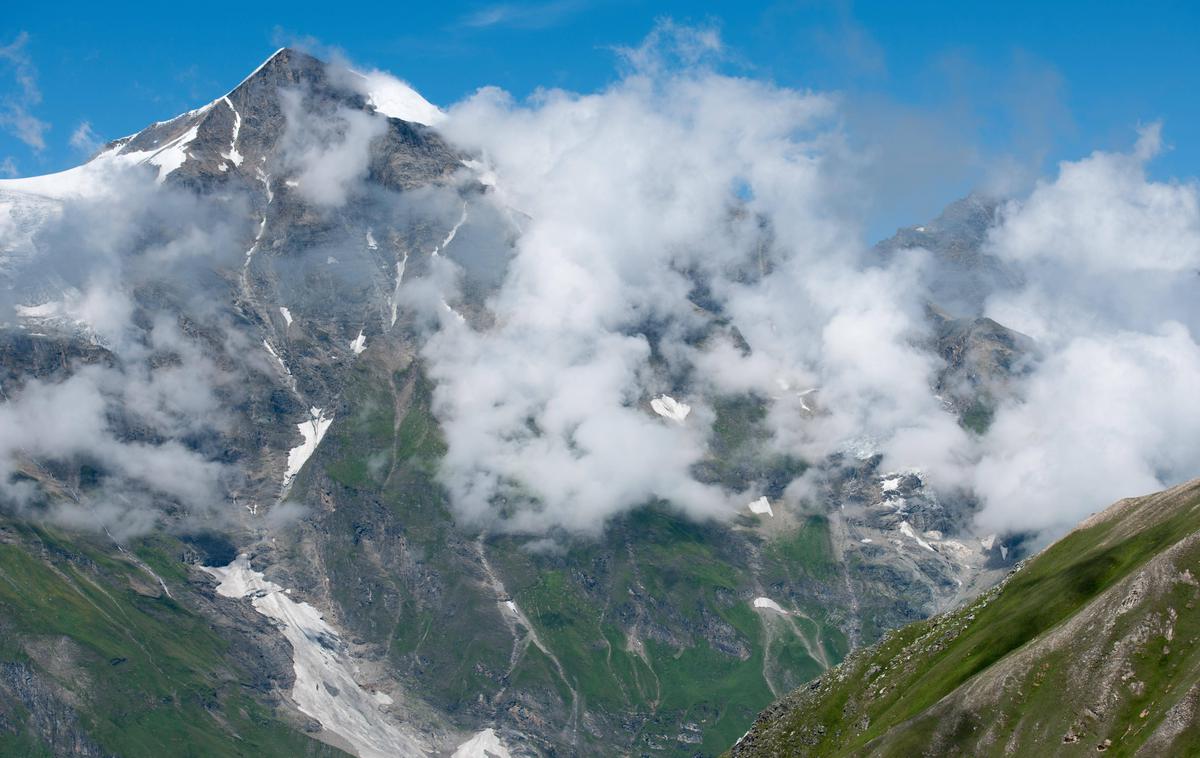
[{"left": 730, "top": 477, "right": 1200, "bottom": 757}]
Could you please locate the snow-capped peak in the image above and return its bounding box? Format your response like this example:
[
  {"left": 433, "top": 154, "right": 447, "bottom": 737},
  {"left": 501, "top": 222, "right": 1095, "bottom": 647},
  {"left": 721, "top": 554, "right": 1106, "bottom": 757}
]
[{"left": 357, "top": 69, "right": 445, "bottom": 126}]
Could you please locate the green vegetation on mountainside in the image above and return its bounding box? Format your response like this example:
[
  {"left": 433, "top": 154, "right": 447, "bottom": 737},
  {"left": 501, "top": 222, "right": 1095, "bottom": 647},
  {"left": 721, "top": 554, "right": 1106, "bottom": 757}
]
[
  {"left": 731, "top": 479, "right": 1200, "bottom": 757},
  {"left": 0, "top": 522, "right": 345, "bottom": 757},
  {"left": 308, "top": 361, "right": 842, "bottom": 756}
]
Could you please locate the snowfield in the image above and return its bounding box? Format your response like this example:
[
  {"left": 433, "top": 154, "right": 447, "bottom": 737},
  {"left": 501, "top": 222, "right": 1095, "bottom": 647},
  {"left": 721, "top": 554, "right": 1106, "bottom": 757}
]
[{"left": 203, "top": 556, "right": 433, "bottom": 757}]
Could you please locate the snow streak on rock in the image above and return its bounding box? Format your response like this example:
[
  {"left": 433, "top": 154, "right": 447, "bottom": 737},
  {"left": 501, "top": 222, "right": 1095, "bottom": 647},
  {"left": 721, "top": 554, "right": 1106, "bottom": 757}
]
[{"left": 283, "top": 407, "right": 333, "bottom": 493}]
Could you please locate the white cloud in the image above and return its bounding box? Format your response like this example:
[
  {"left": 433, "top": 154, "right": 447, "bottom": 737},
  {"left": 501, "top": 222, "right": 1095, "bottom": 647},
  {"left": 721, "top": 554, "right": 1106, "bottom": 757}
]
[
  {"left": 971, "top": 126, "right": 1200, "bottom": 536},
  {"left": 278, "top": 87, "right": 387, "bottom": 207},
  {"left": 0, "top": 32, "right": 49, "bottom": 151},
  {"left": 414, "top": 25, "right": 973, "bottom": 536},
  {"left": 69, "top": 121, "right": 102, "bottom": 154}
]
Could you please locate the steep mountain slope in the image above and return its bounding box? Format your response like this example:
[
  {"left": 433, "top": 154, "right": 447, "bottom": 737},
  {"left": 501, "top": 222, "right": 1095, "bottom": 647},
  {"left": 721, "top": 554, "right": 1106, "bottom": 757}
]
[
  {"left": 730, "top": 477, "right": 1200, "bottom": 757},
  {"left": 0, "top": 48, "right": 1031, "bottom": 756},
  {"left": 0, "top": 515, "right": 347, "bottom": 757}
]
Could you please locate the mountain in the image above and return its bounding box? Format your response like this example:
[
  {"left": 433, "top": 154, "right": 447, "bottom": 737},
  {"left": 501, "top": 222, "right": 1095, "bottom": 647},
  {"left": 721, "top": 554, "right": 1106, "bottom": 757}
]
[
  {"left": 875, "top": 194, "right": 1020, "bottom": 319},
  {"left": 0, "top": 49, "right": 1036, "bottom": 756},
  {"left": 730, "top": 477, "right": 1200, "bottom": 757}
]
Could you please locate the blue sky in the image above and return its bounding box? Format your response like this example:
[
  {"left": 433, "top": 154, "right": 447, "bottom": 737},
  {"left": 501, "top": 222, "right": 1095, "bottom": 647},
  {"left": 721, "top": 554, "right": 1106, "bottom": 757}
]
[{"left": 2, "top": 0, "right": 1197, "bottom": 230}]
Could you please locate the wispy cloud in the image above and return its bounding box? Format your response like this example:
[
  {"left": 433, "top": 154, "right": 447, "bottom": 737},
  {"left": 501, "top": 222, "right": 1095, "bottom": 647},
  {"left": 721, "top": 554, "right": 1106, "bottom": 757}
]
[
  {"left": 69, "top": 121, "right": 102, "bottom": 155},
  {"left": 0, "top": 32, "right": 49, "bottom": 152},
  {"left": 459, "top": 0, "right": 589, "bottom": 30}
]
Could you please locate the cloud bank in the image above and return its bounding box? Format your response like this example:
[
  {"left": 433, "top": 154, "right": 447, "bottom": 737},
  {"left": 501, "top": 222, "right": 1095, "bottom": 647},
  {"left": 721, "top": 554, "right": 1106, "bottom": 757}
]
[
  {"left": 2, "top": 30, "right": 1197, "bottom": 546},
  {"left": 0, "top": 165, "right": 252, "bottom": 538},
  {"left": 409, "top": 29, "right": 1200, "bottom": 540}
]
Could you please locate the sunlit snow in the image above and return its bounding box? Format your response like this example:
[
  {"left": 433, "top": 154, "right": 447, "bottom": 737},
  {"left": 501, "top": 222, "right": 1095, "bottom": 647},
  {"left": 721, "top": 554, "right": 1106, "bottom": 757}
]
[
  {"left": 148, "top": 123, "right": 201, "bottom": 182},
  {"left": 283, "top": 407, "right": 333, "bottom": 492},
  {"left": 650, "top": 394, "right": 690, "bottom": 422},
  {"left": 220, "top": 96, "right": 244, "bottom": 167},
  {"left": 360, "top": 70, "right": 445, "bottom": 126},
  {"left": 753, "top": 597, "right": 786, "bottom": 614},
  {"left": 452, "top": 728, "right": 511, "bottom": 758},
  {"left": 899, "top": 521, "right": 936, "bottom": 552},
  {"left": 203, "top": 555, "right": 431, "bottom": 757},
  {"left": 748, "top": 496, "right": 774, "bottom": 517}
]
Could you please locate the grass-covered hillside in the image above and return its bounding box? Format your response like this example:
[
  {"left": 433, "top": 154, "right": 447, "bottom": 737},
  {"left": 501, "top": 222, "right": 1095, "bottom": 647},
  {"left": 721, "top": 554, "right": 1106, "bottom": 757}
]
[
  {"left": 730, "top": 478, "right": 1200, "bottom": 757},
  {"left": 0, "top": 520, "right": 345, "bottom": 757}
]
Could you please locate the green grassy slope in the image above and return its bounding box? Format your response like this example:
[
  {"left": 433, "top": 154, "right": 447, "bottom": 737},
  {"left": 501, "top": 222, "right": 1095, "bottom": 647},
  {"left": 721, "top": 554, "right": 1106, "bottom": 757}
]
[
  {"left": 301, "top": 361, "right": 846, "bottom": 756},
  {"left": 0, "top": 522, "right": 346, "bottom": 758},
  {"left": 730, "top": 478, "right": 1200, "bottom": 757}
]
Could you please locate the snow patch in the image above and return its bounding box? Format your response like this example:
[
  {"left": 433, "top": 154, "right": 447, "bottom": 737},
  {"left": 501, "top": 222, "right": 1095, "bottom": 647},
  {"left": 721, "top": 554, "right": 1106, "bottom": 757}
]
[
  {"left": 748, "top": 496, "right": 774, "bottom": 517},
  {"left": 202, "top": 555, "right": 430, "bottom": 757},
  {"left": 359, "top": 70, "right": 445, "bottom": 126},
  {"left": 753, "top": 597, "right": 786, "bottom": 614},
  {"left": 279, "top": 306, "right": 293, "bottom": 327},
  {"left": 0, "top": 143, "right": 153, "bottom": 200},
  {"left": 366, "top": 229, "right": 378, "bottom": 250},
  {"left": 899, "top": 521, "right": 936, "bottom": 552},
  {"left": 15, "top": 301, "right": 67, "bottom": 320},
  {"left": 442, "top": 301, "right": 467, "bottom": 324},
  {"left": 461, "top": 158, "right": 498, "bottom": 188},
  {"left": 147, "top": 124, "right": 200, "bottom": 182},
  {"left": 350, "top": 330, "right": 367, "bottom": 355},
  {"left": 256, "top": 168, "right": 273, "bottom": 204},
  {"left": 263, "top": 339, "right": 290, "bottom": 377},
  {"left": 650, "top": 394, "right": 690, "bottom": 422},
  {"left": 432, "top": 203, "right": 468, "bottom": 256},
  {"left": 283, "top": 408, "right": 333, "bottom": 492},
  {"left": 390, "top": 253, "right": 409, "bottom": 327},
  {"left": 220, "top": 96, "right": 244, "bottom": 167},
  {"left": 452, "top": 728, "right": 511, "bottom": 758}
]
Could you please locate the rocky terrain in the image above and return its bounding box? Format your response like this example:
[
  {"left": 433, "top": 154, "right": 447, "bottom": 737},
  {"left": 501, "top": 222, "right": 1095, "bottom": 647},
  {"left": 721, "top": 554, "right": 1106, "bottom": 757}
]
[{"left": 0, "top": 49, "right": 1036, "bottom": 756}]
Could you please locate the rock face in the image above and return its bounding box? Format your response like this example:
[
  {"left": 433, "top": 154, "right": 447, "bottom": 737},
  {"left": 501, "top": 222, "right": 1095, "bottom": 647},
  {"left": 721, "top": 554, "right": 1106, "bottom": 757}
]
[
  {"left": 0, "top": 49, "right": 1034, "bottom": 757},
  {"left": 730, "top": 478, "right": 1200, "bottom": 758},
  {"left": 875, "top": 193, "right": 1019, "bottom": 318}
]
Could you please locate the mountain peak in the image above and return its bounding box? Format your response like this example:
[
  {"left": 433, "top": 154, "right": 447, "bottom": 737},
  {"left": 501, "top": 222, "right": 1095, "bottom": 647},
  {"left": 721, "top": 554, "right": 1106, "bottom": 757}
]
[
  {"left": 225, "top": 46, "right": 331, "bottom": 103},
  {"left": 68, "top": 47, "right": 448, "bottom": 189}
]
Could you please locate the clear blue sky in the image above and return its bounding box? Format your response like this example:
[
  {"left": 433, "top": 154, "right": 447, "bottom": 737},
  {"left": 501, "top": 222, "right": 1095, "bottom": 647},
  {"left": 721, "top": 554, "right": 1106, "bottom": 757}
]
[{"left": 3, "top": 0, "right": 1196, "bottom": 230}]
